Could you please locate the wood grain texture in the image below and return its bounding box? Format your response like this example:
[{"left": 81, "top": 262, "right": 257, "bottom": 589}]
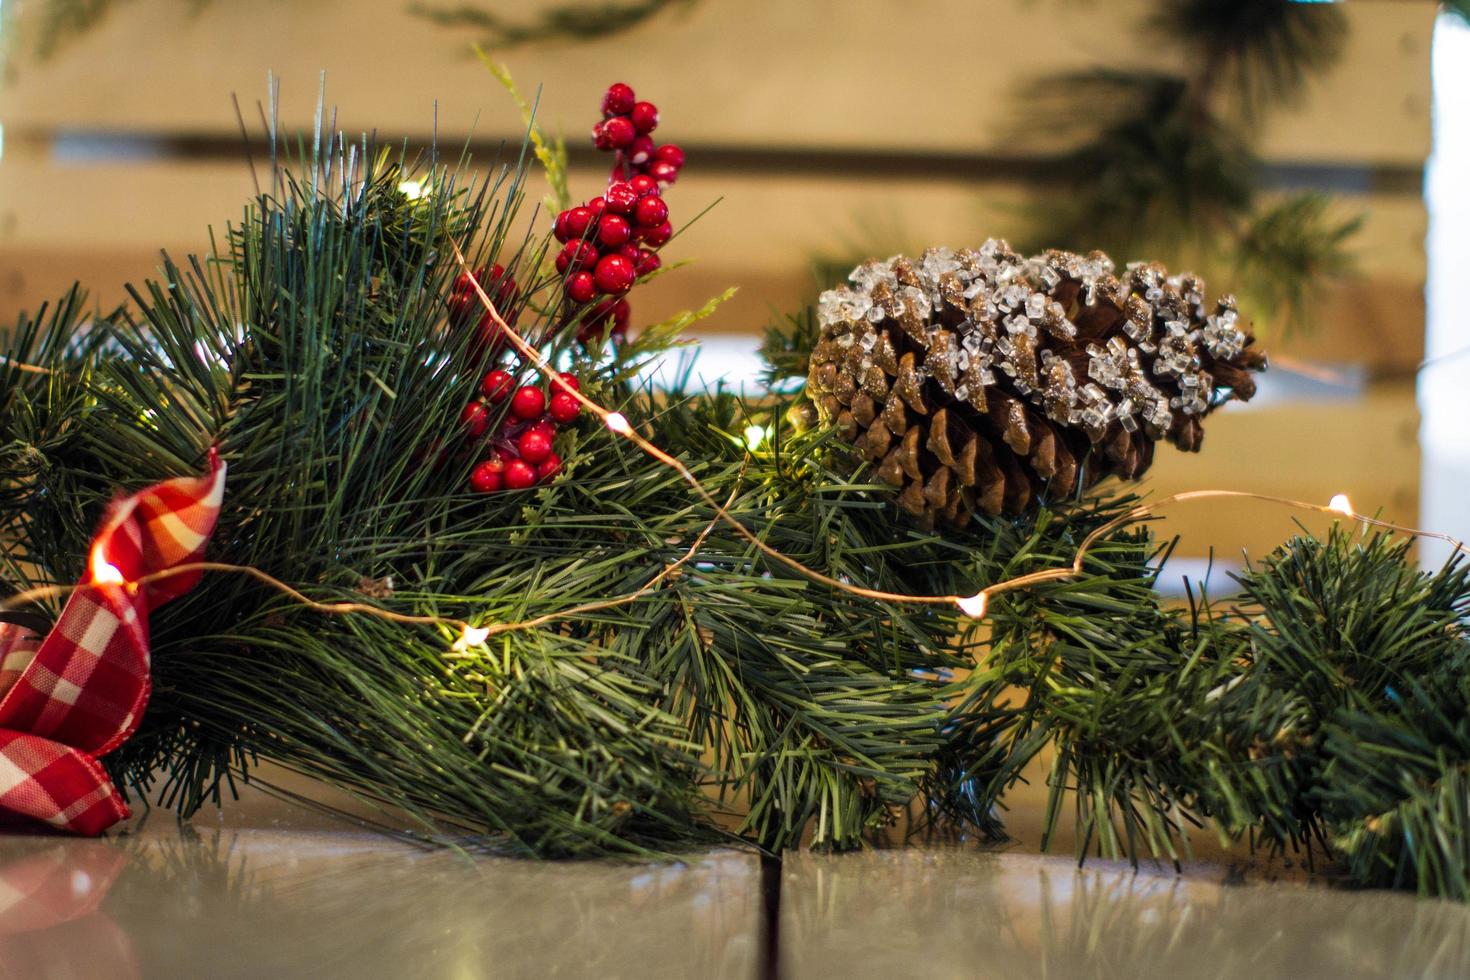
[{"left": 0, "top": 0, "right": 1434, "bottom": 162}]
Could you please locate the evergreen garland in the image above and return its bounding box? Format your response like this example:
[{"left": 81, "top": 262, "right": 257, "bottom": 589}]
[{"left": 1, "top": 101, "right": 1468, "bottom": 906}]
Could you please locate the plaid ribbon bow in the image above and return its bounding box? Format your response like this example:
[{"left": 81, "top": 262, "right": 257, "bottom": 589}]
[{"left": 0, "top": 451, "right": 226, "bottom": 835}]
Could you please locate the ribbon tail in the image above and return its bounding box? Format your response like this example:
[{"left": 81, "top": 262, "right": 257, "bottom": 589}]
[{"left": 0, "top": 731, "right": 128, "bottom": 836}]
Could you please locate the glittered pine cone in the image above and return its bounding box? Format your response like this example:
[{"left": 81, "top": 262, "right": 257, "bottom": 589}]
[{"left": 807, "top": 241, "right": 1267, "bottom": 527}]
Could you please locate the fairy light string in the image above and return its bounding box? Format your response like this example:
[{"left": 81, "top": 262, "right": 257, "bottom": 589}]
[
  {"left": 0, "top": 355, "right": 52, "bottom": 375},
  {"left": 0, "top": 471, "right": 747, "bottom": 653},
  {"left": 4, "top": 485, "right": 1460, "bottom": 654},
  {"left": 449, "top": 238, "right": 962, "bottom": 611},
  {"left": 2, "top": 250, "right": 1464, "bottom": 651},
  {"left": 444, "top": 473, "right": 741, "bottom": 657},
  {"left": 449, "top": 239, "right": 1469, "bottom": 624}
]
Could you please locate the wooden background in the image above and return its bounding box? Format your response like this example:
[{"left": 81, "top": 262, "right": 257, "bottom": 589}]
[{"left": 0, "top": 0, "right": 1437, "bottom": 563}]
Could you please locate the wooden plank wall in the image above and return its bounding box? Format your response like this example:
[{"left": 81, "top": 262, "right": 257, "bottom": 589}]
[{"left": 0, "top": 0, "right": 1437, "bottom": 557}]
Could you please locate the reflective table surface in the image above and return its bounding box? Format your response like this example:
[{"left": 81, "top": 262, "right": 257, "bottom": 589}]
[{"left": 2, "top": 782, "right": 1470, "bottom": 979}]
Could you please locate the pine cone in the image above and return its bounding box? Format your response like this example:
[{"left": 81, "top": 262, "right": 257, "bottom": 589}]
[{"left": 807, "top": 242, "right": 1267, "bottom": 527}]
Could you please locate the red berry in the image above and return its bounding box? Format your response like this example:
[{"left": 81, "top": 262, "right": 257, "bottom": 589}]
[
  {"left": 470, "top": 456, "right": 506, "bottom": 493},
  {"left": 553, "top": 211, "right": 573, "bottom": 243},
  {"left": 634, "top": 249, "right": 661, "bottom": 276},
  {"left": 549, "top": 391, "right": 581, "bottom": 424},
  {"left": 457, "top": 264, "right": 520, "bottom": 323},
  {"left": 473, "top": 313, "right": 509, "bottom": 358},
  {"left": 643, "top": 222, "right": 673, "bottom": 248},
  {"left": 602, "top": 116, "right": 636, "bottom": 149},
  {"left": 630, "top": 102, "right": 659, "bottom": 134},
  {"left": 604, "top": 181, "right": 639, "bottom": 215},
  {"left": 634, "top": 196, "right": 668, "bottom": 228},
  {"left": 453, "top": 266, "right": 484, "bottom": 294},
  {"left": 480, "top": 369, "right": 513, "bottom": 402},
  {"left": 509, "top": 386, "right": 546, "bottom": 420},
  {"left": 648, "top": 160, "right": 679, "bottom": 185},
  {"left": 598, "top": 214, "right": 633, "bottom": 247},
  {"left": 553, "top": 372, "right": 581, "bottom": 395},
  {"left": 565, "top": 206, "right": 594, "bottom": 239},
  {"left": 504, "top": 458, "right": 537, "bottom": 491},
  {"left": 566, "top": 271, "right": 598, "bottom": 304},
  {"left": 628, "top": 137, "right": 655, "bottom": 166},
  {"left": 577, "top": 297, "right": 631, "bottom": 344},
  {"left": 517, "top": 427, "right": 554, "bottom": 465},
  {"left": 654, "top": 144, "right": 685, "bottom": 169},
  {"left": 587, "top": 196, "right": 607, "bottom": 217},
  {"left": 446, "top": 289, "right": 479, "bottom": 327},
  {"left": 556, "top": 240, "right": 600, "bottom": 274},
  {"left": 594, "top": 254, "right": 637, "bottom": 295},
  {"left": 592, "top": 121, "right": 617, "bottom": 151},
  {"left": 602, "top": 82, "right": 636, "bottom": 118},
  {"left": 460, "top": 400, "right": 489, "bottom": 437},
  {"left": 536, "top": 453, "right": 563, "bottom": 483},
  {"left": 577, "top": 299, "right": 616, "bottom": 344},
  {"left": 495, "top": 286, "right": 521, "bottom": 326},
  {"left": 629, "top": 174, "right": 658, "bottom": 198}
]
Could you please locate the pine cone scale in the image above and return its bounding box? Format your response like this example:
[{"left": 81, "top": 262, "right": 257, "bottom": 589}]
[{"left": 808, "top": 241, "right": 1267, "bottom": 525}]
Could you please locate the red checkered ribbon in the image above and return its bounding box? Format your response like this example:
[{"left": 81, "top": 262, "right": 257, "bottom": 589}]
[{"left": 0, "top": 451, "right": 226, "bottom": 835}]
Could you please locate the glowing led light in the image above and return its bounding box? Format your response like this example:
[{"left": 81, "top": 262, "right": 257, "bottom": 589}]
[
  {"left": 605, "top": 412, "right": 631, "bottom": 435},
  {"left": 742, "top": 424, "right": 771, "bottom": 451},
  {"left": 452, "top": 625, "right": 492, "bottom": 651},
  {"left": 89, "top": 547, "right": 125, "bottom": 585},
  {"left": 397, "top": 179, "right": 428, "bottom": 201},
  {"left": 1328, "top": 494, "right": 1355, "bottom": 517},
  {"left": 956, "top": 591, "right": 989, "bottom": 618}
]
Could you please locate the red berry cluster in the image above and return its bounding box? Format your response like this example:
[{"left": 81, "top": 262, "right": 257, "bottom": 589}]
[
  {"left": 462, "top": 371, "right": 584, "bottom": 493},
  {"left": 594, "top": 82, "right": 685, "bottom": 185},
  {"left": 446, "top": 264, "right": 521, "bottom": 359},
  {"left": 552, "top": 82, "right": 686, "bottom": 344}
]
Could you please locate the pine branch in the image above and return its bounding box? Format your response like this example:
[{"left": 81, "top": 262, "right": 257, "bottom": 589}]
[
  {"left": 7, "top": 80, "right": 1466, "bottom": 894},
  {"left": 758, "top": 309, "right": 820, "bottom": 388},
  {"left": 4, "top": 122, "right": 988, "bottom": 855},
  {"left": 408, "top": 0, "right": 696, "bottom": 50},
  {"left": 1232, "top": 193, "right": 1362, "bottom": 332},
  {"left": 1014, "top": 70, "right": 1255, "bottom": 259},
  {"left": 0, "top": 288, "right": 121, "bottom": 599},
  {"left": 1013, "top": 1, "right": 1357, "bottom": 337},
  {"left": 1150, "top": 0, "right": 1348, "bottom": 118}
]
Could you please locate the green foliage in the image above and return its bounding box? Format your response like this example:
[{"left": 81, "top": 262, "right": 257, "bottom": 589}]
[
  {"left": 408, "top": 0, "right": 696, "bottom": 50},
  {"left": 4, "top": 96, "right": 1470, "bottom": 903},
  {"left": 758, "top": 309, "right": 819, "bottom": 387},
  {"left": 0, "top": 124, "right": 980, "bottom": 856},
  {"left": 18, "top": 0, "right": 125, "bottom": 59},
  {"left": 1020, "top": 70, "right": 1255, "bottom": 258},
  {"left": 9, "top": 0, "right": 694, "bottom": 60},
  {"left": 1233, "top": 193, "right": 1361, "bottom": 331},
  {"left": 1149, "top": 0, "right": 1348, "bottom": 118},
  {"left": 1016, "top": 0, "right": 1358, "bottom": 338},
  {"left": 931, "top": 524, "right": 1470, "bottom": 900},
  {"left": 479, "top": 48, "right": 573, "bottom": 214}
]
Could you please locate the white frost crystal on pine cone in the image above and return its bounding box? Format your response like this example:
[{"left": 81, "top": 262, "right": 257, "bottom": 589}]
[{"left": 807, "top": 241, "right": 1268, "bottom": 526}]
